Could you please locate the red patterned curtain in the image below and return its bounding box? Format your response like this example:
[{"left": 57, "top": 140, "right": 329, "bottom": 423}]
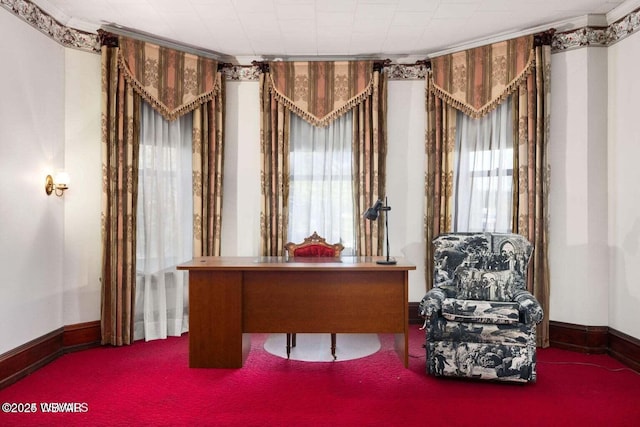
[
  {"left": 100, "top": 35, "right": 140, "bottom": 346},
  {"left": 511, "top": 41, "right": 552, "bottom": 347},
  {"left": 259, "top": 68, "right": 290, "bottom": 256},
  {"left": 117, "top": 37, "right": 220, "bottom": 121},
  {"left": 424, "top": 84, "right": 456, "bottom": 288},
  {"left": 99, "top": 32, "right": 224, "bottom": 346},
  {"left": 269, "top": 61, "right": 375, "bottom": 127},
  {"left": 430, "top": 36, "right": 534, "bottom": 118},
  {"left": 353, "top": 69, "right": 387, "bottom": 256}
]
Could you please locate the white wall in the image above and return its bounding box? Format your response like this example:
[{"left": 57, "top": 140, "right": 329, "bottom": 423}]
[
  {"left": 386, "top": 80, "right": 427, "bottom": 302},
  {"left": 221, "top": 81, "right": 261, "bottom": 257},
  {"left": 62, "top": 48, "right": 102, "bottom": 325},
  {"left": 0, "top": 10, "right": 66, "bottom": 354},
  {"left": 548, "top": 29, "right": 640, "bottom": 339},
  {"left": 549, "top": 47, "right": 609, "bottom": 326},
  {"left": 608, "top": 31, "right": 640, "bottom": 339}
]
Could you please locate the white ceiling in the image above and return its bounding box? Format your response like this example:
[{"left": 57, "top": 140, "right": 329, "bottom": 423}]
[{"left": 30, "top": 0, "right": 638, "bottom": 63}]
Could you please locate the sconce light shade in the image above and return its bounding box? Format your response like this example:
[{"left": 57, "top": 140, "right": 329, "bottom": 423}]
[
  {"left": 55, "top": 171, "right": 70, "bottom": 188},
  {"left": 45, "top": 172, "right": 70, "bottom": 197}
]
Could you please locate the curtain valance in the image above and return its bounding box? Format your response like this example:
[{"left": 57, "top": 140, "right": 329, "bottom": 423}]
[
  {"left": 269, "top": 61, "right": 374, "bottom": 127},
  {"left": 430, "top": 35, "right": 534, "bottom": 118},
  {"left": 118, "top": 36, "right": 220, "bottom": 121}
]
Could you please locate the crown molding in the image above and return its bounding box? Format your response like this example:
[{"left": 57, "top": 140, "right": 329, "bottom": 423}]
[
  {"left": 4, "top": 0, "right": 640, "bottom": 76},
  {"left": 552, "top": 5, "right": 640, "bottom": 52},
  {"left": 1, "top": 0, "right": 99, "bottom": 52}
]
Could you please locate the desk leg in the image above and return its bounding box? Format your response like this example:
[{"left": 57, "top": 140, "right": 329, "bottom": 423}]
[
  {"left": 189, "top": 270, "right": 246, "bottom": 368},
  {"left": 395, "top": 331, "right": 409, "bottom": 368},
  {"left": 396, "top": 275, "right": 409, "bottom": 368}
]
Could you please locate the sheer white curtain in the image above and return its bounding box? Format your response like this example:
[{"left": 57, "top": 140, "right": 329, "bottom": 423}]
[
  {"left": 134, "top": 101, "right": 193, "bottom": 341},
  {"left": 288, "top": 112, "right": 355, "bottom": 254},
  {"left": 453, "top": 97, "right": 513, "bottom": 232}
]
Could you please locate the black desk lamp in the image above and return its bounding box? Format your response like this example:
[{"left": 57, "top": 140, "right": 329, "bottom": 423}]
[{"left": 363, "top": 197, "right": 397, "bottom": 265}]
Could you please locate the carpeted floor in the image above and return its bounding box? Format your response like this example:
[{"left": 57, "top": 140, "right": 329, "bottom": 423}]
[{"left": 1, "top": 325, "right": 639, "bottom": 426}]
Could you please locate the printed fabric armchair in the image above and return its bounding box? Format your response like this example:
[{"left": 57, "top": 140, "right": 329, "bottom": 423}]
[{"left": 419, "top": 233, "right": 543, "bottom": 383}]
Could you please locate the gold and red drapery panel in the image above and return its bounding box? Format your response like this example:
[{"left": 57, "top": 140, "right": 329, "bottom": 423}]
[
  {"left": 100, "top": 32, "right": 225, "bottom": 346},
  {"left": 430, "top": 35, "right": 534, "bottom": 118},
  {"left": 118, "top": 36, "right": 220, "bottom": 121},
  {"left": 269, "top": 61, "right": 374, "bottom": 127}
]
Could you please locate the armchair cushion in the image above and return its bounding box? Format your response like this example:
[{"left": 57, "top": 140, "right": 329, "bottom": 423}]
[
  {"left": 429, "top": 319, "right": 532, "bottom": 345},
  {"left": 441, "top": 298, "right": 521, "bottom": 325}
]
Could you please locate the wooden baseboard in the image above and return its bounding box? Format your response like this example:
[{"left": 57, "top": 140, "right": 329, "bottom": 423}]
[
  {"left": 2, "top": 317, "right": 638, "bottom": 390},
  {"left": 608, "top": 328, "right": 640, "bottom": 373},
  {"left": 549, "top": 321, "right": 639, "bottom": 372},
  {"left": 63, "top": 321, "right": 102, "bottom": 352},
  {"left": 408, "top": 302, "right": 422, "bottom": 325},
  {"left": 0, "top": 329, "right": 63, "bottom": 391},
  {"left": 549, "top": 321, "right": 609, "bottom": 353},
  {"left": 0, "top": 320, "right": 100, "bottom": 390}
]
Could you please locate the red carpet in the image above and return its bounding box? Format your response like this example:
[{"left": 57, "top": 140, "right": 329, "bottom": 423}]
[{"left": 1, "top": 326, "right": 639, "bottom": 426}]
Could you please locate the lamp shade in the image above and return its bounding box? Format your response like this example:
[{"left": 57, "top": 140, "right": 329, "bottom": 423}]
[
  {"left": 363, "top": 199, "right": 383, "bottom": 220},
  {"left": 362, "top": 197, "right": 396, "bottom": 264}
]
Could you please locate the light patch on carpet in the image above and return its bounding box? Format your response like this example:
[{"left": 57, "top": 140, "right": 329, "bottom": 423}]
[{"left": 263, "top": 333, "right": 381, "bottom": 362}]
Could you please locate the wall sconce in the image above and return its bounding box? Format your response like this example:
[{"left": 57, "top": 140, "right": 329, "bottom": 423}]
[{"left": 45, "top": 171, "right": 70, "bottom": 197}]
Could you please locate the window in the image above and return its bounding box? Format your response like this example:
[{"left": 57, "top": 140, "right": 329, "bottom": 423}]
[
  {"left": 135, "top": 102, "right": 193, "bottom": 341},
  {"left": 288, "top": 112, "right": 356, "bottom": 254},
  {"left": 452, "top": 97, "right": 513, "bottom": 232}
]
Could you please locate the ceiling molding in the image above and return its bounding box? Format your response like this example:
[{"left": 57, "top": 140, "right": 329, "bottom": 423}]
[
  {"left": 425, "top": 13, "right": 610, "bottom": 59},
  {"left": 553, "top": 6, "right": 640, "bottom": 52},
  {"left": 5, "top": 0, "right": 640, "bottom": 64},
  {"left": 1, "top": 0, "right": 99, "bottom": 52}
]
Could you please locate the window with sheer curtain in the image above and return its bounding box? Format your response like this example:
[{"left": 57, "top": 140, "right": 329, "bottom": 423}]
[
  {"left": 288, "top": 112, "right": 356, "bottom": 254},
  {"left": 452, "top": 97, "right": 514, "bottom": 232},
  {"left": 134, "top": 102, "right": 193, "bottom": 341}
]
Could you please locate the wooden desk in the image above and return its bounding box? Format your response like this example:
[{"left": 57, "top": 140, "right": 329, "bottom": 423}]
[{"left": 177, "top": 256, "right": 416, "bottom": 368}]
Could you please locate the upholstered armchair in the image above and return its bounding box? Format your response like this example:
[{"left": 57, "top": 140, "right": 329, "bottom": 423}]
[
  {"left": 284, "top": 232, "right": 344, "bottom": 360},
  {"left": 419, "top": 233, "right": 543, "bottom": 383}
]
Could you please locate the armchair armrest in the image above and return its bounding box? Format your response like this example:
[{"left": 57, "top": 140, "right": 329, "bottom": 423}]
[
  {"left": 513, "top": 290, "right": 544, "bottom": 324},
  {"left": 419, "top": 288, "right": 447, "bottom": 326}
]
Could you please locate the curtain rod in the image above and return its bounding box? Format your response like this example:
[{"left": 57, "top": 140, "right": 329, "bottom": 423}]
[
  {"left": 534, "top": 28, "right": 556, "bottom": 46},
  {"left": 251, "top": 59, "right": 392, "bottom": 73},
  {"left": 99, "top": 30, "right": 394, "bottom": 71},
  {"left": 98, "top": 29, "right": 233, "bottom": 71},
  {"left": 98, "top": 25, "right": 232, "bottom": 62},
  {"left": 417, "top": 28, "right": 556, "bottom": 65}
]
